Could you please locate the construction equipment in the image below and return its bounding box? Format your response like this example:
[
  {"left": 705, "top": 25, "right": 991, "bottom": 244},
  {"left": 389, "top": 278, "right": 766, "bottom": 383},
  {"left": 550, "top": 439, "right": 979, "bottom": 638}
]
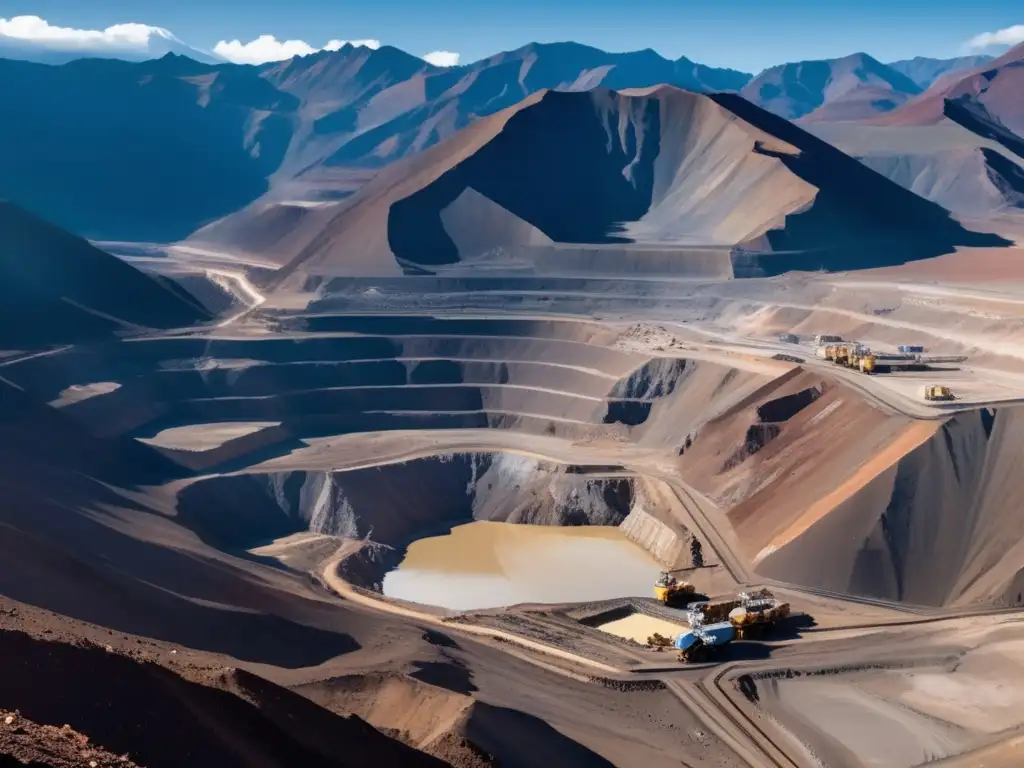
[
  {"left": 653, "top": 571, "right": 695, "bottom": 606},
  {"left": 923, "top": 385, "right": 955, "bottom": 401},
  {"left": 674, "top": 621, "right": 736, "bottom": 662},
  {"left": 686, "top": 598, "right": 743, "bottom": 627},
  {"left": 728, "top": 589, "right": 791, "bottom": 639},
  {"left": 671, "top": 588, "right": 795, "bottom": 662},
  {"left": 848, "top": 346, "right": 876, "bottom": 374},
  {"left": 857, "top": 353, "right": 876, "bottom": 374},
  {"left": 821, "top": 337, "right": 966, "bottom": 377}
]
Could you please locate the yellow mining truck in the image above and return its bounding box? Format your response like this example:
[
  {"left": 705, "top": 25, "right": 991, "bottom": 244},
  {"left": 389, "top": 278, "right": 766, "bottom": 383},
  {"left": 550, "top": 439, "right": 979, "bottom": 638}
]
[
  {"left": 826, "top": 343, "right": 876, "bottom": 374},
  {"left": 653, "top": 571, "right": 695, "bottom": 606},
  {"left": 686, "top": 598, "right": 743, "bottom": 626},
  {"left": 847, "top": 346, "right": 876, "bottom": 374},
  {"left": 728, "top": 590, "right": 791, "bottom": 639},
  {"left": 923, "top": 385, "right": 955, "bottom": 401}
]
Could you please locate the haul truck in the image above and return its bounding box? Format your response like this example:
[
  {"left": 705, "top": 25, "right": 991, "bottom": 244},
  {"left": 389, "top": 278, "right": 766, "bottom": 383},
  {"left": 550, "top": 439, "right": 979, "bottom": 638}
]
[
  {"left": 674, "top": 622, "right": 736, "bottom": 662},
  {"left": 673, "top": 590, "right": 791, "bottom": 660},
  {"left": 728, "top": 590, "right": 791, "bottom": 639},
  {"left": 653, "top": 571, "right": 695, "bottom": 606},
  {"left": 923, "top": 385, "right": 955, "bottom": 401},
  {"left": 826, "top": 343, "right": 966, "bottom": 376}
]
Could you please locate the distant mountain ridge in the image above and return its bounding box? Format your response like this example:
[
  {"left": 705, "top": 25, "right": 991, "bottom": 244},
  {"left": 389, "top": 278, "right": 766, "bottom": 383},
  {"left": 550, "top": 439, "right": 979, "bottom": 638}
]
[
  {"left": 875, "top": 42, "right": 1024, "bottom": 145},
  {"left": 0, "top": 39, "right": 1011, "bottom": 242},
  {"left": 0, "top": 26, "right": 222, "bottom": 65},
  {"left": 740, "top": 53, "right": 922, "bottom": 122},
  {"left": 885, "top": 55, "right": 994, "bottom": 88},
  {"left": 263, "top": 41, "right": 752, "bottom": 193},
  {"left": 0, "top": 42, "right": 752, "bottom": 240}
]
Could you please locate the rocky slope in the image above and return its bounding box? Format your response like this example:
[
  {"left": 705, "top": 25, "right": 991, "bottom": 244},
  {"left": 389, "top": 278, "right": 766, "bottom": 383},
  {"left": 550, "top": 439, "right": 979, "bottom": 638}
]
[
  {"left": 0, "top": 43, "right": 750, "bottom": 241},
  {"left": 873, "top": 42, "right": 1024, "bottom": 142},
  {"left": 671, "top": 366, "right": 1024, "bottom": 608},
  {"left": 0, "top": 618, "right": 442, "bottom": 768},
  {"left": 264, "top": 41, "right": 751, "bottom": 188},
  {"left": 0, "top": 202, "right": 208, "bottom": 347},
  {"left": 255, "top": 86, "right": 1002, "bottom": 287},
  {"left": 0, "top": 55, "right": 297, "bottom": 241}
]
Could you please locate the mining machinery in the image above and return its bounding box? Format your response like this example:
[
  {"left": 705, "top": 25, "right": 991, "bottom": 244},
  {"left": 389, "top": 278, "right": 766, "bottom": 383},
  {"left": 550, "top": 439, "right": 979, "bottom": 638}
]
[
  {"left": 674, "top": 621, "right": 736, "bottom": 662},
  {"left": 727, "top": 589, "right": 791, "bottom": 639},
  {"left": 675, "top": 589, "right": 792, "bottom": 660},
  {"left": 923, "top": 385, "right": 955, "bottom": 401},
  {"left": 653, "top": 571, "right": 695, "bottom": 606},
  {"left": 824, "top": 342, "right": 965, "bottom": 376}
]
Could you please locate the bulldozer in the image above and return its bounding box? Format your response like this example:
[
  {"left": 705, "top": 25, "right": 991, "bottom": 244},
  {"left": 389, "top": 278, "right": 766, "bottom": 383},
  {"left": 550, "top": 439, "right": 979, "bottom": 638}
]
[
  {"left": 923, "top": 385, "right": 955, "bottom": 401},
  {"left": 653, "top": 571, "right": 695, "bottom": 606}
]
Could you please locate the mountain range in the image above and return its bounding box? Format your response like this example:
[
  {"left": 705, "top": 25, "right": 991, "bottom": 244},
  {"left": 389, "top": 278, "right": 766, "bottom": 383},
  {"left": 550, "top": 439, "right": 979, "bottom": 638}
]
[
  {"left": 0, "top": 40, "right": 1012, "bottom": 244},
  {"left": 0, "top": 25, "right": 222, "bottom": 65},
  {"left": 874, "top": 44, "right": 1024, "bottom": 142},
  {"left": 249, "top": 85, "right": 1002, "bottom": 289},
  {"left": 740, "top": 53, "right": 924, "bottom": 122}
]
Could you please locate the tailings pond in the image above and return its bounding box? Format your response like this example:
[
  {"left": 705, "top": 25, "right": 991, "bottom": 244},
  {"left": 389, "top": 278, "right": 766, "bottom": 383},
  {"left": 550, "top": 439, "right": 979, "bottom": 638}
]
[{"left": 381, "top": 521, "right": 663, "bottom": 610}]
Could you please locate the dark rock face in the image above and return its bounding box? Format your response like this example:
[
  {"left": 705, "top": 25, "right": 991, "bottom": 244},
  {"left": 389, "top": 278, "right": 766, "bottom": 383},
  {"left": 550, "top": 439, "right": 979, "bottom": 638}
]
[
  {"left": 0, "top": 56, "right": 297, "bottom": 241},
  {"left": 0, "top": 202, "right": 209, "bottom": 346}
]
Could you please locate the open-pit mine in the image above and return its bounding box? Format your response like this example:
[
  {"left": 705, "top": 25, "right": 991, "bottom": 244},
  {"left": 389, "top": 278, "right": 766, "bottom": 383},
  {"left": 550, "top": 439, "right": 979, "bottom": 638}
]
[{"left": 4, "top": 57, "right": 1024, "bottom": 767}]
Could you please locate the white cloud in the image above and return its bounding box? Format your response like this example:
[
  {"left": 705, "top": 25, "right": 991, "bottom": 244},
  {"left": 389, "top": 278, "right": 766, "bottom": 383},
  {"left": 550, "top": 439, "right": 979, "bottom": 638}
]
[
  {"left": 324, "top": 39, "right": 381, "bottom": 52},
  {"left": 423, "top": 50, "right": 460, "bottom": 67},
  {"left": 214, "top": 35, "right": 380, "bottom": 65},
  {"left": 965, "top": 24, "right": 1024, "bottom": 51},
  {"left": 0, "top": 14, "right": 173, "bottom": 51}
]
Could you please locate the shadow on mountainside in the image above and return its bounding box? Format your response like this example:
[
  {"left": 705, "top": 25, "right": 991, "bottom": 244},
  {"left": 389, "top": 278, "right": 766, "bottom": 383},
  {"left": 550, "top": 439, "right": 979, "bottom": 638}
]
[
  {"left": 0, "top": 202, "right": 209, "bottom": 347},
  {"left": 465, "top": 702, "right": 615, "bottom": 768},
  {"left": 0, "top": 630, "right": 441, "bottom": 768},
  {"left": 0, "top": 381, "right": 359, "bottom": 667},
  {"left": 388, "top": 90, "right": 660, "bottom": 266},
  {"left": 709, "top": 93, "right": 1011, "bottom": 275},
  {"left": 0, "top": 57, "right": 296, "bottom": 241}
]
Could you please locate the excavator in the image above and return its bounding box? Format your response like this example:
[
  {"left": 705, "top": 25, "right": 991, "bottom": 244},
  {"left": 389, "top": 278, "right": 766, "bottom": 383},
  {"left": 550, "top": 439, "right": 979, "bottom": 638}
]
[{"left": 653, "top": 571, "right": 695, "bottom": 606}]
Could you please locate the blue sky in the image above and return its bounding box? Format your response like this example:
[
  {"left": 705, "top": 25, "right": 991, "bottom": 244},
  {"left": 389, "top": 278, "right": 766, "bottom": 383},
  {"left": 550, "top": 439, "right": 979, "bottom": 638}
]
[{"left": 3, "top": 0, "right": 1022, "bottom": 71}]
